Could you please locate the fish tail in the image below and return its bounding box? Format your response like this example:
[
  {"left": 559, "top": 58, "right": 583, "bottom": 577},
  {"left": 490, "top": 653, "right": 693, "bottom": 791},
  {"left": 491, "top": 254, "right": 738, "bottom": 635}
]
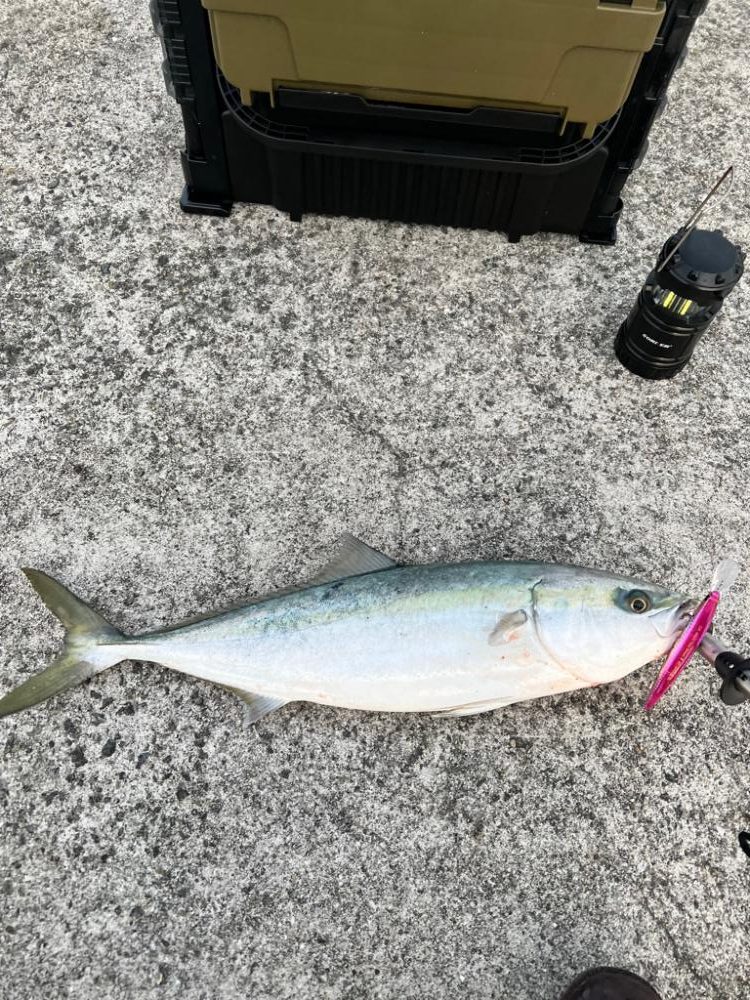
[{"left": 0, "top": 569, "right": 126, "bottom": 719}]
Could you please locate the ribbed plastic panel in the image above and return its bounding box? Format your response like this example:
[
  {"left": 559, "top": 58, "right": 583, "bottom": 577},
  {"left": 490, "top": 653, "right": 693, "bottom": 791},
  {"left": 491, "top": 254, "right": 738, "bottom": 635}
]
[{"left": 301, "top": 157, "right": 519, "bottom": 229}]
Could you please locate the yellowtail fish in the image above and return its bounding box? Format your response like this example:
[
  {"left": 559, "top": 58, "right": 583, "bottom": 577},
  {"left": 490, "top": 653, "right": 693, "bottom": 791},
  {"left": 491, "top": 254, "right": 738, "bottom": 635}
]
[{"left": 0, "top": 535, "right": 691, "bottom": 724}]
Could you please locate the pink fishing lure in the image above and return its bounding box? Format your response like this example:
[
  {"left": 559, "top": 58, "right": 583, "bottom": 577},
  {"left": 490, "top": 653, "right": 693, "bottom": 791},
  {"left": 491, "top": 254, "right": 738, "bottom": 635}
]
[{"left": 644, "top": 558, "right": 739, "bottom": 710}]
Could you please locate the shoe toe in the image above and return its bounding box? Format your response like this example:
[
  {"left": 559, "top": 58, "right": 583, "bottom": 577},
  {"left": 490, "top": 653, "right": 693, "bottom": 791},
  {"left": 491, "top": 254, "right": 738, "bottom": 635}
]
[{"left": 558, "top": 966, "right": 662, "bottom": 1000}]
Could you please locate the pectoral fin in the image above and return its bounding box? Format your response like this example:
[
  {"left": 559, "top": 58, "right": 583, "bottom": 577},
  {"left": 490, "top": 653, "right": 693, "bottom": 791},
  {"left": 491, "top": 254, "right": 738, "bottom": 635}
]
[
  {"left": 488, "top": 609, "right": 528, "bottom": 646},
  {"left": 222, "top": 686, "right": 288, "bottom": 724}
]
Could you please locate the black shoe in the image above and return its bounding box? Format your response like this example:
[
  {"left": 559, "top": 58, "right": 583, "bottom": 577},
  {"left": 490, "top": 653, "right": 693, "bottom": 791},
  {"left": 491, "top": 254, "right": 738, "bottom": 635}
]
[{"left": 558, "top": 967, "right": 662, "bottom": 1000}]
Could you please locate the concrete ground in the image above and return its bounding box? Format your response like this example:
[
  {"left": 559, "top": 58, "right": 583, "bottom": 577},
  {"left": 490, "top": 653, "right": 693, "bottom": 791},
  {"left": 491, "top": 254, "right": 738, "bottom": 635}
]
[{"left": 1, "top": 1, "right": 749, "bottom": 998}]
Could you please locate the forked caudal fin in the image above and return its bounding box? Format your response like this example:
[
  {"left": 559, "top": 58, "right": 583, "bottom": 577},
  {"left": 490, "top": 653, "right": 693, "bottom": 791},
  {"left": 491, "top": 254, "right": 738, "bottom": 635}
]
[{"left": 0, "top": 569, "right": 125, "bottom": 719}]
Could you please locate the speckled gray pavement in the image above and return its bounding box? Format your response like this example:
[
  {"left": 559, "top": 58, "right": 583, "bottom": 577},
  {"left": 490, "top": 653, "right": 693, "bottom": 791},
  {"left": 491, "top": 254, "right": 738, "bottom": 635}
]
[{"left": 1, "top": 2, "right": 749, "bottom": 999}]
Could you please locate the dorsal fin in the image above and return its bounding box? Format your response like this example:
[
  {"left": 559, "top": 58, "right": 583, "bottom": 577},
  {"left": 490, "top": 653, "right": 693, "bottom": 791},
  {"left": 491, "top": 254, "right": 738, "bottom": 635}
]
[{"left": 308, "top": 533, "right": 398, "bottom": 586}]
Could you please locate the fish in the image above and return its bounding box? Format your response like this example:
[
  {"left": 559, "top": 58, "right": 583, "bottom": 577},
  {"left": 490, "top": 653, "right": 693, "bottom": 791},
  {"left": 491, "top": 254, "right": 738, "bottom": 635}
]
[{"left": 0, "top": 534, "right": 692, "bottom": 724}]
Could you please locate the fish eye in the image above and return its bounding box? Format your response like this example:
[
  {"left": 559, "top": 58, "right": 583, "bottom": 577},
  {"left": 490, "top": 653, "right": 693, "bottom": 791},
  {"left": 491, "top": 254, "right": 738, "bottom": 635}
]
[{"left": 626, "top": 591, "right": 651, "bottom": 614}]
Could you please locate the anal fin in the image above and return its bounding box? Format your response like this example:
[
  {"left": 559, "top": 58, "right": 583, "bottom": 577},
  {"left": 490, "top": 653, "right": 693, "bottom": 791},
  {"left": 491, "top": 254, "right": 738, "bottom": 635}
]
[{"left": 222, "top": 686, "right": 288, "bottom": 725}]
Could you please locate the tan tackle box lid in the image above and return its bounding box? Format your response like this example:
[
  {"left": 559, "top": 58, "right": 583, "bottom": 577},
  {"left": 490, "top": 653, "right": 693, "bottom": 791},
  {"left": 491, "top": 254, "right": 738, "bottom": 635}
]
[{"left": 202, "top": 0, "right": 666, "bottom": 135}]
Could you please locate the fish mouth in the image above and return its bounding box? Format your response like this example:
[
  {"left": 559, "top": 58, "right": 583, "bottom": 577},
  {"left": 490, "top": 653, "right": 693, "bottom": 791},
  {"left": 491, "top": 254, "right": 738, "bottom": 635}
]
[{"left": 653, "top": 597, "right": 696, "bottom": 638}]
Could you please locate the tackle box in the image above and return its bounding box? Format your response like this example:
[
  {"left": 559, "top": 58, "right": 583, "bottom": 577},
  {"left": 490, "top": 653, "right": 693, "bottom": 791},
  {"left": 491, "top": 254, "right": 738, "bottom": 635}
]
[{"left": 151, "top": 0, "right": 708, "bottom": 243}]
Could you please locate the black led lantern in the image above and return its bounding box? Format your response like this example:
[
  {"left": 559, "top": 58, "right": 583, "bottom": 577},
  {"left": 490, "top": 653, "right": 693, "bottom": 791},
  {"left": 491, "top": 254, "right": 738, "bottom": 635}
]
[{"left": 615, "top": 169, "right": 744, "bottom": 380}]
